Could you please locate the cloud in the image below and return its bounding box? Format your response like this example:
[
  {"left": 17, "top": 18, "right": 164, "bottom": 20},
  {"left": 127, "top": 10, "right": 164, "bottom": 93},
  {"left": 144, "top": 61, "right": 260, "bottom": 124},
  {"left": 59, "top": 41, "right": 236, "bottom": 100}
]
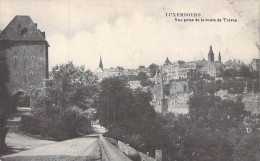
[{"left": 0, "top": 0, "right": 258, "bottom": 70}]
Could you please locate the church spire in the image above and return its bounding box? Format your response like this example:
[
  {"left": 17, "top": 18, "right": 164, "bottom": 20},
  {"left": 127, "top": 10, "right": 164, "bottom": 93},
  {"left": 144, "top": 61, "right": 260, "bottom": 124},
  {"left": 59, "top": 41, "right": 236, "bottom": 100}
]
[
  {"left": 218, "top": 51, "right": 221, "bottom": 62},
  {"left": 208, "top": 45, "right": 214, "bottom": 62},
  {"left": 99, "top": 55, "right": 103, "bottom": 70}
]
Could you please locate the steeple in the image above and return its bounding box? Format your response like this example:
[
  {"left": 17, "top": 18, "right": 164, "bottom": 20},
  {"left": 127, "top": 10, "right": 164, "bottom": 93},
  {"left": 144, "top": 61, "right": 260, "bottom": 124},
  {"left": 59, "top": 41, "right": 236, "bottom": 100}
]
[
  {"left": 218, "top": 51, "right": 221, "bottom": 62},
  {"left": 99, "top": 55, "right": 103, "bottom": 70},
  {"left": 208, "top": 45, "right": 214, "bottom": 62}
]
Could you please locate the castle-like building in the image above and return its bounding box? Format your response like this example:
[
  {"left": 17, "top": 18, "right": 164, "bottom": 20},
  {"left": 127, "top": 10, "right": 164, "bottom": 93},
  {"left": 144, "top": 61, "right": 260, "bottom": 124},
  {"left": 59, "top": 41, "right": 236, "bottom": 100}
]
[
  {"left": 0, "top": 16, "right": 49, "bottom": 109},
  {"left": 152, "top": 45, "right": 224, "bottom": 114},
  {"left": 154, "top": 45, "right": 224, "bottom": 84}
]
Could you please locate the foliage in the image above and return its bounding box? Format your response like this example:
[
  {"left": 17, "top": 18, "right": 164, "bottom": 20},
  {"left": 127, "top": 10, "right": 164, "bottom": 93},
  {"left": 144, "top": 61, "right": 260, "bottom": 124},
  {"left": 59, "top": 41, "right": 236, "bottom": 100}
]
[
  {"left": 21, "top": 62, "right": 97, "bottom": 140},
  {"left": 233, "top": 132, "right": 260, "bottom": 161},
  {"left": 148, "top": 63, "right": 159, "bottom": 77},
  {"left": 220, "top": 68, "right": 239, "bottom": 77},
  {"left": 239, "top": 65, "right": 252, "bottom": 78},
  {"left": 137, "top": 72, "right": 154, "bottom": 87},
  {"left": 20, "top": 114, "right": 40, "bottom": 135},
  {"left": 153, "top": 79, "right": 252, "bottom": 161},
  {"left": 95, "top": 77, "right": 156, "bottom": 153},
  {"left": 47, "top": 62, "right": 99, "bottom": 110}
]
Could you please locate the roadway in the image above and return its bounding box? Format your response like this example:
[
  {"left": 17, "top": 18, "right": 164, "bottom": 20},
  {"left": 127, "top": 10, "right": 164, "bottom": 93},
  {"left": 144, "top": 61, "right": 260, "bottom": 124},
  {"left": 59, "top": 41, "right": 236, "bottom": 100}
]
[{"left": 1, "top": 135, "right": 101, "bottom": 161}]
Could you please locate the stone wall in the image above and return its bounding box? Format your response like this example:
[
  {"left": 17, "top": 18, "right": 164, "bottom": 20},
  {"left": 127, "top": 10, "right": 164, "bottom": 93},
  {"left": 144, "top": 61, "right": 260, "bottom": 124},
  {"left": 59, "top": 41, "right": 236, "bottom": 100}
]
[
  {"left": 215, "top": 90, "right": 260, "bottom": 115},
  {"left": 0, "top": 41, "right": 48, "bottom": 95},
  {"left": 117, "top": 141, "right": 156, "bottom": 161},
  {"left": 167, "top": 93, "right": 190, "bottom": 114}
]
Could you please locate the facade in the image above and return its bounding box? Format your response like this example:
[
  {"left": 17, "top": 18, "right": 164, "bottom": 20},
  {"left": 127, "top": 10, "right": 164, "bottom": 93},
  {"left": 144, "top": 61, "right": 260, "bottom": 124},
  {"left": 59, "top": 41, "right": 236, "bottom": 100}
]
[
  {"left": 0, "top": 16, "right": 49, "bottom": 96},
  {"left": 224, "top": 59, "right": 244, "bottom": 71},
  {"left": 250, "top": 59, "right": 260, "bottom": 71},
  {"left": 154, "top": 45, "right": 224, "bottom": 83},
  {"left": 95, "top": 56, "right": 148, "bottom": 81},
  {"left": 198, "top": 46, "right": 223, "bottom": 77}
]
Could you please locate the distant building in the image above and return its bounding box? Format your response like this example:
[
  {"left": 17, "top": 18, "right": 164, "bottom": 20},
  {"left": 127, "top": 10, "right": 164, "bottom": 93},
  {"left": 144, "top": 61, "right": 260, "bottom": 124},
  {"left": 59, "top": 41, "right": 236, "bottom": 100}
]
[
  {"left": 95, "top": 56, "right": 121, "bottom": 81},
  {"left": 224, "top": 59, "right": 244, "bottom": 71},
  {"left": 250, "top": 59, "right": 260, "bottom": 71},
  {"left": 154, "top": 45, "right": 224, "bottom": 83},
  {"left": 197, "top": 46, "right": 224, "bottom": 77},
  {"left": 0, "top": 16, "right": 49, "bottom": 96},
  {"left": 95, "top": 56, "right": 149, "bottom": 81}
]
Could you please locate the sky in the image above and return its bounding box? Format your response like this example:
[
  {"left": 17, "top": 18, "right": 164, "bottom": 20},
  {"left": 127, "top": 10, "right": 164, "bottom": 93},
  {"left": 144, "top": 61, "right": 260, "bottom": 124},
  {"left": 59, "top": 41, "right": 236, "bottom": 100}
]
[{"left": 0, "top": 0, "right": 259, "bottom": 71}]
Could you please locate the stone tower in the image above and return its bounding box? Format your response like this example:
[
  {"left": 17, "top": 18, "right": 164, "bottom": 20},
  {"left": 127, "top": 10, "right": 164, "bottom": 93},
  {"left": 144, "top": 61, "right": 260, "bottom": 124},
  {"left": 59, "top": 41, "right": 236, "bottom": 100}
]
[
  {"left": 208, "top": 45, "right": 214, "bottom": 62},
  {"left": 0, "top": 16, "right": 49, "bottom": 96},
  {"left": 218, "top": 51, "right": 221, "bottom": 62},
  {"left": 159, "top": 66, "right": 168, "bottom": 115}
]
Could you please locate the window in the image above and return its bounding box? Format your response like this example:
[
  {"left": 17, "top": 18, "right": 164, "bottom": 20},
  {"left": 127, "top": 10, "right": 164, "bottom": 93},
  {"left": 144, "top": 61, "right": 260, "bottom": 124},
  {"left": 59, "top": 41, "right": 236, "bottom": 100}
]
[
  {"left": 30, "top": 72, "right": 33, "bottom": 75},
  {"left": 24, "top": 56, "right": 28, "bottom": 59},
  {"left": 21, "top": 28, "right": 28, "bottom": 36},
  {"left": 15, "top": 72, "right": 18, "bottom": 75},
  {"left": 31, "top": 56, "right": 34, "bottom": 59}
]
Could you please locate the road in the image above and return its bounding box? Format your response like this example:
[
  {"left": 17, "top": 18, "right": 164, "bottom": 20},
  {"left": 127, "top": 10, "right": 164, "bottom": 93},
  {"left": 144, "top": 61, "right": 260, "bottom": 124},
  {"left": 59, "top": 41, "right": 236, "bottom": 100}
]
[{"left": 1, "top": 135, "right": 101, "bottom": 161}]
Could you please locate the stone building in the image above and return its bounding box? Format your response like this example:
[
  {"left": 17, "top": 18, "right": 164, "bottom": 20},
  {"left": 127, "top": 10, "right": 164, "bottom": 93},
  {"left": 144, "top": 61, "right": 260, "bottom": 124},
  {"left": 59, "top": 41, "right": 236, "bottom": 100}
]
[
  {"left": 0, "top": 16, "right": 49, "bottom": 108},
  {"left": 250, "top": 59, "right": 260, "bottom": 71},
  {"left": 197, "top": 46, "right": 224, "bottom": 77}
]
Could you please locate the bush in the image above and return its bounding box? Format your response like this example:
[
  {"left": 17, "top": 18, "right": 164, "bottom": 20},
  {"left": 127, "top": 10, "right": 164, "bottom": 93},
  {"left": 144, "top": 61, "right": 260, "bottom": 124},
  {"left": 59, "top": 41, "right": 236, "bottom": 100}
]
[
  {"left": 20, "top": 114, "right": 40, "bottom": 135},
  {"left": 21, "top": 106, "right": 92, "bottom": 140}
]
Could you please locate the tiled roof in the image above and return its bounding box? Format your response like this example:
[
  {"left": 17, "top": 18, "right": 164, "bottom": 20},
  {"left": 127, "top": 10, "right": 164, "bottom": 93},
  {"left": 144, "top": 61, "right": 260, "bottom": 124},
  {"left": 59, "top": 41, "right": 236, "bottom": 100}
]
[{"left": 0, "top": 16, "right": 48, "bottom": 45}]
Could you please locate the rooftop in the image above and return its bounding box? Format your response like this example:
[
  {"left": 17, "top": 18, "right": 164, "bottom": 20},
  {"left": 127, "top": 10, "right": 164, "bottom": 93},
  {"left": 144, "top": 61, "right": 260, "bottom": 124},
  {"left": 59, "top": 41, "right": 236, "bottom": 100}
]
[{"left": 0, "top": 16, "right": 49, "bottom": 46}]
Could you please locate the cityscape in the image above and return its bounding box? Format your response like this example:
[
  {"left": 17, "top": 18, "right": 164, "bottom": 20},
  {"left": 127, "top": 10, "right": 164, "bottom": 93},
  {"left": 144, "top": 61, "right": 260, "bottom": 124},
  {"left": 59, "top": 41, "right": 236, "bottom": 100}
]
[{"left": 0, "top": 0, "right": 259, "bottom": 160}]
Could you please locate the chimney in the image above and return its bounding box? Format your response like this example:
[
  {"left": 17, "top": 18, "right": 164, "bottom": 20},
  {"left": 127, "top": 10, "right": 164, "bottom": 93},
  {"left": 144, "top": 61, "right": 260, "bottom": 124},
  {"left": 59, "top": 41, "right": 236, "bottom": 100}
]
[{"left": 41, "top": 32, "right": 45, "bottom": 38}]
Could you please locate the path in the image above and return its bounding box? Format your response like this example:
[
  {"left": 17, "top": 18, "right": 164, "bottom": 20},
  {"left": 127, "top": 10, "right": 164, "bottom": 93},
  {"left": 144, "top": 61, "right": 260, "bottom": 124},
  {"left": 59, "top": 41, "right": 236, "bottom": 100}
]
[{"left": 1, "top": 135, "right": 101, "bottom": 161}]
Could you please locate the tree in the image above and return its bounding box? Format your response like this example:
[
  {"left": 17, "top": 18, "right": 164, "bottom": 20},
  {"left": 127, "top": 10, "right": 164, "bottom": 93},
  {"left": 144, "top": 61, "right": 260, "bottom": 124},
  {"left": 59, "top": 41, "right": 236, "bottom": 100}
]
[
  {"left": 21, "top": 62, "right": 98, "bottom": 140},
  {"left": 233, "top": 132, "right": 260, "bottom": 161},
  {"left": 188, "top": 81, "right": 250, "bottom": 161},
  {"left": 0, "top": 55, "right": 10, "bottom": 154},
  {"left": 137, "top": 72, "right": 152, "bottom": 86},
  {"left": 95, "top": 77, "right": 156, "bottom": 152},
  {"left": 95, "top": 77, "right": 134, "bottom": 130},
  {"left": 240, "top": 65, "right": 252, "bottom": 78},
  {"left": 148, "top": 63, "right": 159, "bottom": 77},
  {"left": 221, "top": 68, "right": 239, "bottom": 77},
  {"left": 45, "top": 62, "right": 98, "bottom": 110}
]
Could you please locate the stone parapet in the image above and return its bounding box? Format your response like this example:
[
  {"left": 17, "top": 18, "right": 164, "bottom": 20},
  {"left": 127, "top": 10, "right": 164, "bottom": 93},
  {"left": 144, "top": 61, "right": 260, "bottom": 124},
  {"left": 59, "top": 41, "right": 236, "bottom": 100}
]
[{"left": 98, "top": 136, "right": 131, "bottom": 161}]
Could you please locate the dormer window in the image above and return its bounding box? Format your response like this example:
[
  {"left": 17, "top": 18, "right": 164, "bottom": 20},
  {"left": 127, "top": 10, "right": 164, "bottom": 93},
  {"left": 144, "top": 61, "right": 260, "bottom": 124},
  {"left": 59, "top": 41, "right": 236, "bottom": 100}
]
[{"left": 21, "top": 28, "right": 28, "bottom": 36}]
